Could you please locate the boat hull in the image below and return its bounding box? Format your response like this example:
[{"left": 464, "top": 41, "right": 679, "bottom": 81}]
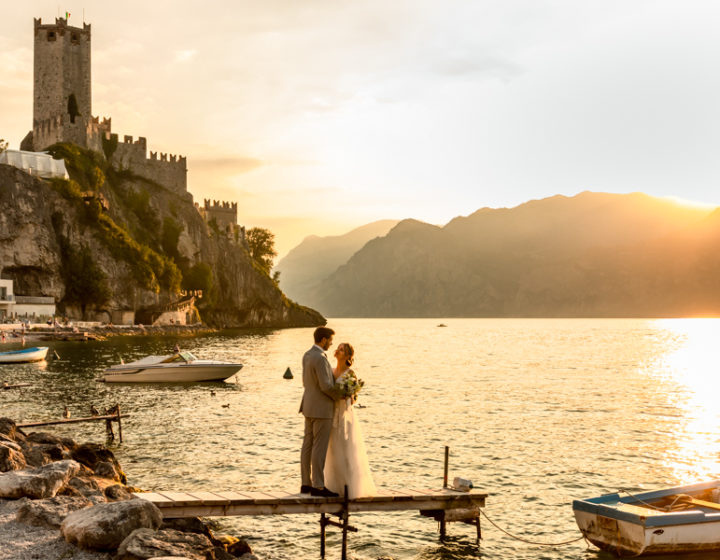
[
  {"left": 574, "top": 480, "right": 720, "bottom": 556},
  {"left": 0, "top": 347, "right": 49, "bottom": 363},
  {"left": 575, "top": 509, "right": 720, "bottom": 555},
  {"left": 103, "top": 364, "right": 242, "bottom": 383}
]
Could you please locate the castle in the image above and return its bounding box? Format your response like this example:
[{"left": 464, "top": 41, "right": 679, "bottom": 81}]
[{"left": 21, "top": 16, "right": 238, "bottom": 223}]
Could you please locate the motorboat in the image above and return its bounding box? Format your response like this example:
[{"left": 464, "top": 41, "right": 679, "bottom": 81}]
[
  {"left": 0, "top": 346, "right": 49, "bottom": 363},
  {"left": 573, "top": 479, "right": 720, "bottom": 556},
  {"left": 102, "top": 351, "right": 242, "bottom": 383}
]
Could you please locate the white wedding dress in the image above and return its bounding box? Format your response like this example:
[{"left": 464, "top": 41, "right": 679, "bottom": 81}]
[{"left": 324, "top": 369, "right": 377, "bottom": 499}]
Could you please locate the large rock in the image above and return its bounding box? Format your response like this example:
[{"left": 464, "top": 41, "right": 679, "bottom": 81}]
[
  {"left": 0, "top": 459, "right": 80, "bottom": 498},
  {"left": 0, "top": 441, "right": 26, "bottom": 471},
  {"left": 16, "top": 494, "right": 92, "bottom": 528},
  {"left": 95, "top": 460, "right": 121, "bottom": 481},
  {"left": 116, "top": 528, "right": 214, "bottom": 560},
  {"left": 26, "top": 431, "right": 65, "bottom": 446},
  {"left": 0, "top": 417, "right": 21, "bottom": 441},
  {"left": 72, "top": 443, "right": 126, "bottom": 484},
  {"left": 61, "top": 498, "right": 162, "bottom": 550},
  {"left": 23, "top": 445, "right": 52, "bottom": 467},
  {"left": 60, "top": 475, "right": 106, "bottom": 504}
]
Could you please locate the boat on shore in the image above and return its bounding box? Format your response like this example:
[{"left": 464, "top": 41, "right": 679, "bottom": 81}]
[
  {"left": 573, "top": 480, "right": 720, "bottom": 556},
  {"left": 102, "top": 351, "right": 242, "bottom": 383},
  {"left": 0, "top": 346, "right": 49, "bottom": 363}
]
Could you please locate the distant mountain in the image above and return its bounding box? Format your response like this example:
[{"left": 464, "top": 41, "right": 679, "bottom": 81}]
[
  {"left": 275, "top": 219, "right": 399, "bottom": 308},
  {"left": 312, "top": 192, "right": 720, "bottom": 317}
]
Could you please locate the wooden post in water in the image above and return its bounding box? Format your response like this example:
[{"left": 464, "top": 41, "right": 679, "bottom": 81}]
[
  {"left": 443, "top": 446, "right": 449, "bottom": 488},
  {"left": 320, "top": 513, "right": 327, "bottom": 558},
  {"left": 441, "top": 446, "right": 449, "bottom": 541},
  {"left": 116, "top": 404, "right": 123, "bottom": 443},
  {"left": 341, "top": 485, "right": 349, "bottom": 560}
]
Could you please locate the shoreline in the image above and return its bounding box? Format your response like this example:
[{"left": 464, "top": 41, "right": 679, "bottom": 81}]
[
  {"left": 0, "top": 323, "right": 217, "bottom": 343},
  {"left": 0, "top": 418, "right": 256, "bottom": 559}
]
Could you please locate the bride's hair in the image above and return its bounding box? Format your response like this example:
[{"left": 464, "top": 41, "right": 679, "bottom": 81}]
[{"left": 341, "top": 342, "right": 355, "bottom": 367}]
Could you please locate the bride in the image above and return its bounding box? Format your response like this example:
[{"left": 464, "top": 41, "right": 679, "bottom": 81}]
[{"left": 324, "top": 342, "right": 377, "bottom": 499}]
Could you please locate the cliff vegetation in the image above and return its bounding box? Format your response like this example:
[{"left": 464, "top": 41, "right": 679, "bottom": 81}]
[{"left": 0, "top": 143, "right": 323, "bottom": 328}]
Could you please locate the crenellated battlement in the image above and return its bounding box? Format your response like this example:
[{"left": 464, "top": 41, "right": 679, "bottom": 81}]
[
  {"left": 34, "top": 17, "right": 91, "bottom": 38},
  {"left": 198, "top": 198, "right": 239, "bottom": 233},
  {"left": 204, "top": 199, "right": 238, "bottom": 212}
]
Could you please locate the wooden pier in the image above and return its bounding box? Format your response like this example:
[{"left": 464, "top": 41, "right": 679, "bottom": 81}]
[
  {"left": 133, "top": 487, "right": 487, "bottom": 558},
  {"left": 18, "top": 407, "right": 129, "bottom": 442}
]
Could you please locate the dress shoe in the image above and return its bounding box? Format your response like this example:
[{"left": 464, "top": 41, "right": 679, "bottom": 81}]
[
  {"left": 310, "top": 487, "right": 340, "bottom": 498},
  {"left": 300, "top": 485, "right": 313, "bottom": 494}
]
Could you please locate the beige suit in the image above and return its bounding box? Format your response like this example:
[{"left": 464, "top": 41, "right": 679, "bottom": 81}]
[{"left": 300, "top": 345, "right": 344, "bottom": 488}]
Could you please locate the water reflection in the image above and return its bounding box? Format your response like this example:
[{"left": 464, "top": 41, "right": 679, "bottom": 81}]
[{"left": 653, "top": 319, "right": 720, "bottom": 483}]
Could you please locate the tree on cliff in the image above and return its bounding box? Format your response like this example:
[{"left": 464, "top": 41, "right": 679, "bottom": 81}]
[
  {"left": 0, "top": 139, "right": 7, "bottom": 154},
  {"left": 246, "top": 227, "right": 277, "bottom": 275},
  {"left": 62, "top": 244, "right": 111, "bottom": 319}
]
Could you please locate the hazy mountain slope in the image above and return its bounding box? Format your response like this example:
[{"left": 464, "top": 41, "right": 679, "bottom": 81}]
[
  {"left": 314, "top": 192, "right": 716, "bottom": 317},
  {"left": 275, "top": 219, "right": 398, "bottom": 306}
]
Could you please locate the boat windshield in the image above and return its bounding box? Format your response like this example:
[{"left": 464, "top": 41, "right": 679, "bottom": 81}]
[
  {"left": 161, "top": 351, "right": 198, "bottom": 364},
  {"left": 180, "top": 351, "right": 197, "bottom": 362}
]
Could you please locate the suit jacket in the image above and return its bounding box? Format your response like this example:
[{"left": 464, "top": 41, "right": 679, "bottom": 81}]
[{"left": 299, "top": 345, "right": 343, "bottom": 418}]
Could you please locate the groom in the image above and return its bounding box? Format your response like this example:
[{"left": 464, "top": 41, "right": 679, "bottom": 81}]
[{"left": 299, "top": 326, "right": 344, "bottom": 497}]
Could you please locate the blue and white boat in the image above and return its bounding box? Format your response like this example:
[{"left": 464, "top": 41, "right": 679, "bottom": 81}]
[
  {"left": 574, "top": 480, "right": 720, "bottom": 556},
  {"left": 0, "top": 346, "right": 49, "bottom": 363}
]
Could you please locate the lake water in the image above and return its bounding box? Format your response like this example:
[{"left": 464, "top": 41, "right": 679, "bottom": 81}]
[{"left": 3, "top": 318, "right": 720, "bottom": 559}]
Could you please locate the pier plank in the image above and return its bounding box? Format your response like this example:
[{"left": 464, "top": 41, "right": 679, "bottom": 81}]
[
  {"left": 186, "top": 491, "right": 231, "bottom": 506},
  {"left": 135, "top": 492, "right": 174, "bottom": 504},
  {"left": 157, "top": 492, "right": 201, "bottom": 506}
]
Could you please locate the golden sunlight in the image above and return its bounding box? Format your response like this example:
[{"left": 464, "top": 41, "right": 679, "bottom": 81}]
[{"left": 654, "top": 319, "right": 720, "bottom": 482}]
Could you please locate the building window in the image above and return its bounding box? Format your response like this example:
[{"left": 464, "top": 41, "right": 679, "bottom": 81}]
[
  {"left": 71, "top": 32, "right": 79, "bottom": 44},
  {"left": 47, "top": 31, "right": 56, "bottom": 41}
]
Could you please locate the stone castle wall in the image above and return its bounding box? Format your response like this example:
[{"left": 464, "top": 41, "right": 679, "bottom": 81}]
[
  {"left": 32, "top": 114, "right": 110, "bottom": 152},
  {"left": 112, "top": 135, "right": 188, "bottom": 196},
  {"left": 202, "top": 199, "right": 237, "bottom": 230}
]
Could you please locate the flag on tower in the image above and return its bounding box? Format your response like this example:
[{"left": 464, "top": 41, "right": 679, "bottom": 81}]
[{"left": 65, "top": 11, "right": 71, "bottom": 20}]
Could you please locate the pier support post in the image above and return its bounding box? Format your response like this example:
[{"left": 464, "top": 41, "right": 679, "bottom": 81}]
[
  {"left": 116, "top": 404, "right": 123, "bottom": 443},
  {"left": 319, "top": 513, "right": 327, "bottom": 558},
  {"left": 341, "top": 485, "right": 349, "bottom": 560}
]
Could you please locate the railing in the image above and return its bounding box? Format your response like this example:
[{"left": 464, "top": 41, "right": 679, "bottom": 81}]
[{"left": 0, "top": 295, "right": 15, "bottom": 303}]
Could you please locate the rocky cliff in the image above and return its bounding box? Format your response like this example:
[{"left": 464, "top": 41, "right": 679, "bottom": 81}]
[{"left": 0, "top": 145, "right": 324, "bottom": 328}]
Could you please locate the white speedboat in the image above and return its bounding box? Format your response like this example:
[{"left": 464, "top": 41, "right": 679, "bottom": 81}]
[
  {"left": 102, "top": 351, "right": 242, "bottom": 383},
  {"left": 0, "top": 346, "right": 49, "bottom": 363},
  {"left": 573, "top": 479, "right": 720, "bottom": 556}
]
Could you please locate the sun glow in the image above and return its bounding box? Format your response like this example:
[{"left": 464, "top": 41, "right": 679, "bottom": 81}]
[{"left": 654, "top": 319, "right": 720, "bottom": 482}]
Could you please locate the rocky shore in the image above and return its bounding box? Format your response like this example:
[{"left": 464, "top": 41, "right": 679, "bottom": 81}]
[{"left": 0, "top": 418, "right": 256, "bottom": 560}]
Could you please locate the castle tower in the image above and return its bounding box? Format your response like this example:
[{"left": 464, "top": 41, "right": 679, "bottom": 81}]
[
  {"left": 33, "top": 17, "right": 91, "bottom": 126},
  {"left": 22, "top": 17, "right": 98, "bottom": 151}
]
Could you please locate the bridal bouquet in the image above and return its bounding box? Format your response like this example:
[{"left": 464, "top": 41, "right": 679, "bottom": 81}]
[{"left": 340, "top": 369, "right": 365, "bottom": 400}]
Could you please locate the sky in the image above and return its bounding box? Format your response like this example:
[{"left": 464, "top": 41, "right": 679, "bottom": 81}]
[{"left": 3, "top": 1, "right": 720, "bottom": 256}]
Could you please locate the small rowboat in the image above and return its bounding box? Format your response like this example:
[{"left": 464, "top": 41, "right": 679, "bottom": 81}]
[
  {"left": 0, "top": 346, "right": 49, "bottom": 363},
  {"left": 573, "top": 480, "right": 720, "bottom": 556}
]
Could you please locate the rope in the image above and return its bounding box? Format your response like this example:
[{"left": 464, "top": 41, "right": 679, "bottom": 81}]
[
  {"left": 617, "top": 488, "right": 668, "bottom": 511},
  {"left": 479, "top": 509, "right": 586, "bottom": 547}
]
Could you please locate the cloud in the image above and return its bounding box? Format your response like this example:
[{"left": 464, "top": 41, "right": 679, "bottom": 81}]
[
  {"left": 174, "top": 49, "right": 197, "bottom": 63},
  {"left": 191, "top": 156, "right": 264, "bottom": 176}
]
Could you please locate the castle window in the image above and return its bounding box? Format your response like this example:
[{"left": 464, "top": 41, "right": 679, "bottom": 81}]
[
  {"left": 47, "top": 31, "right": 56, "bottom": 42},
  {"left": 71, "top": 33, "right": 79, "bottom": 44}
]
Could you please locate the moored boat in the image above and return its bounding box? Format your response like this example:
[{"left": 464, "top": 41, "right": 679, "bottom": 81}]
[
  {"left": 0, "top": 346, "right": 49, "bottom": 363},
  {"left": 102, "top": 351, "right": 242, "bottom": 383},
  {"left": 573, "top": 480, "right": 720, "bottom": 556}
]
